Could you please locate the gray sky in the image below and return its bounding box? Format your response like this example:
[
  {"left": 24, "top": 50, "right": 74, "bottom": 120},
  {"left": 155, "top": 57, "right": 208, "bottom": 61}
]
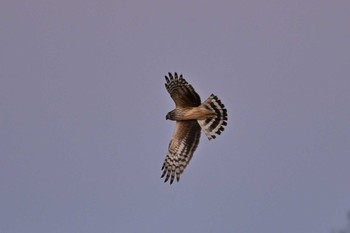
[{"left": 1, "top": 1, "right": 350, "bottom": 233}]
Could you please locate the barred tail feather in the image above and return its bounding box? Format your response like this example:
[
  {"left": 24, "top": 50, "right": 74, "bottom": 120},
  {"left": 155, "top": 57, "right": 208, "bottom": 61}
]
[{"left": 197, "top": 94, "right": 227, "bottom": 140}]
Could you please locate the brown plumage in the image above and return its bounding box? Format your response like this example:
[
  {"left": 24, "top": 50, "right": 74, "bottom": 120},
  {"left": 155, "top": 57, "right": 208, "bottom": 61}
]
[{"left": 161, "top": 72, "right": 228, "bottom": 184}]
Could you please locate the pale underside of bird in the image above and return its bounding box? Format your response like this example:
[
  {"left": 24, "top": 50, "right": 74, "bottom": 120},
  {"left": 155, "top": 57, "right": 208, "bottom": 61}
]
[{"left": 161, "top": 72, "right": 228, "bottom": 184}]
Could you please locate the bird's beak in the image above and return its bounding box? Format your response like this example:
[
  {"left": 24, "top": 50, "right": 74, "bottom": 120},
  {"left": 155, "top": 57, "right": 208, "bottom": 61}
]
[{"left": 166, "top": 114, "right": 169, "bottom": 120}]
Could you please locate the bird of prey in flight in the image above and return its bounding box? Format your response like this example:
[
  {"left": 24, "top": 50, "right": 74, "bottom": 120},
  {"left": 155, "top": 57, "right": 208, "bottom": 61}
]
[{"left": 161, "top": 72, "right": 227, "bottom": 184}]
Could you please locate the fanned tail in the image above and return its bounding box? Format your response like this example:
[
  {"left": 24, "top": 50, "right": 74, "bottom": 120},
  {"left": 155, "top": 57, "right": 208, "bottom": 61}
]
[{"left": 197, "top": 94, "right": 227, "bottom": 140}]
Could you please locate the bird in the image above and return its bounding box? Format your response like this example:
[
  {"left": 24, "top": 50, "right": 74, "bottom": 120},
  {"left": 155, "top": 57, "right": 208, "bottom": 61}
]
[{"left": 161, "top": 72, "right": 227, "bottom": 184}]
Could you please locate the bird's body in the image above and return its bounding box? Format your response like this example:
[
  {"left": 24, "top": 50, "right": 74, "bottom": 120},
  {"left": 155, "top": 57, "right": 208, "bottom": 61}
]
[
  {"left": 161, "top": 72, "right": 228, "bottom": 184},
  {"left": 166, "top": 106, "right": 215, "bottom": 121}
]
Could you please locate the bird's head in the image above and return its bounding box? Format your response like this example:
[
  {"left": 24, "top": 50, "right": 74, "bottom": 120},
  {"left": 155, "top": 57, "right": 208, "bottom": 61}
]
[{"left": 166, "top": 110, "right": 176, "bottom": 120}]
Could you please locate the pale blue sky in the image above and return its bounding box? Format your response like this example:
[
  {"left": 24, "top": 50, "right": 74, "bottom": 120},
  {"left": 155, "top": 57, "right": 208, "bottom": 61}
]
[{"left": 1, "top": 1, "right": 350, "bottom": 233}]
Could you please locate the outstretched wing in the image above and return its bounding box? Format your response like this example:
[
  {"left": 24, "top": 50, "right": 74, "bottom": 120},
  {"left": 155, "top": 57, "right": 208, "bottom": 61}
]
[
  {"left": 165, "top": 72, "right": 201, "bottom": 107},
  {"left": 161, "top": 120, "right": 201, "bottom": 184}
]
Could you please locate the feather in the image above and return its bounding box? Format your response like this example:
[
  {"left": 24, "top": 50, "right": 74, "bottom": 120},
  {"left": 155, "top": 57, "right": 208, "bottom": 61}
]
[
  {"left": 161, "top": 121, "right": 201, "bottom": 184},
  {"left": 165, "top": 73, "right": 201, "bottom": 107}
]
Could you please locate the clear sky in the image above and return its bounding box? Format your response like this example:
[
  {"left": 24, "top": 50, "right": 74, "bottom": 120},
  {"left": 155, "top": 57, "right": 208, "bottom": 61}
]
[{"left": 1, "top": 1, "right": 350, "bottom": 233}]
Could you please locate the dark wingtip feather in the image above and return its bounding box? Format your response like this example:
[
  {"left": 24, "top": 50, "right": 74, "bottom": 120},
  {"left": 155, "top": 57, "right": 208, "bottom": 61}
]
[
  {"left": 170, "top": 175, "right": 174, "bottom": 184},
  {"left": 161, "top": 168, "right": 166, "bottom": 178},
  {"left": 164, "top": 174, "right": 170, "bottom": 183}
]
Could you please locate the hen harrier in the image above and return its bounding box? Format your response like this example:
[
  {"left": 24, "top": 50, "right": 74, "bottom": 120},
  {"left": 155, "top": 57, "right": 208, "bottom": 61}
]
[{"left": 161, "top": 72, "right": 227, "bottom": 184}]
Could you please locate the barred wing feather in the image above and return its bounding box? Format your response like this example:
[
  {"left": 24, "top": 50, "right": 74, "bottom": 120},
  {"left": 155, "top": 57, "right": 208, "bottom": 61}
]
[
  {"left": 165, "top": 72, "right": 201, "bottom": 107},
  {"left": 161, "top": 120, "right": 201, "bottom": 184}
]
